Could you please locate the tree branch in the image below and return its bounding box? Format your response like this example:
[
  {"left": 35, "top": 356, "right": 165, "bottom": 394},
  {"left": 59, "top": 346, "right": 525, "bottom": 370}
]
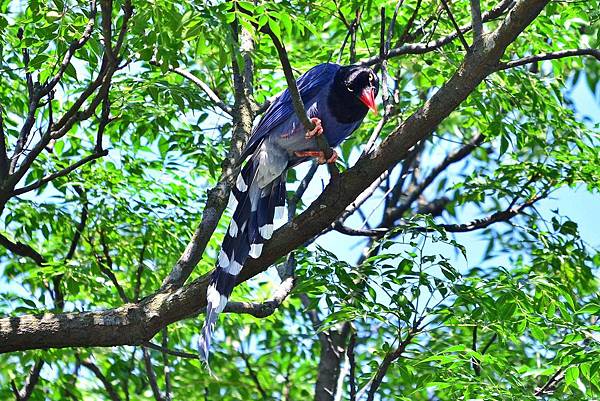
[
  {"left": 223, "top": 275, "right": 294, "bottom": 318},
  {"left": 439, "top": 194, "right": 543, "bottom": 233},
  {"left": 358, "top": 0, "right": 514, "bottom": 67},
  {"left": 240, "top": 347, "right": 269, "bottom": 399},
  {"left": 142, "top": 341, "right": 198, "bottom": 360},
  {"left": 386, "top": 133, "right": 484, "bottom": 224},
  {"left": 12, "top": 150, "right": 108, "bottom": 196},
  {"left": 142, "top": 348, "right": 166, "bottom": 401},
  {"left": 0, "top": 233, "right": 45, "bottom": 265},
  {"left": 151, "top": 62, "right": 232, "bottom": 115},
  {"left": 0, "top": 0, "right": 550, "bottom": 354},
  {"left": 263, "top": 26, "right": 338, "bottom": 176},
  {"left": 496, "top": 48, "right": 600, "bottom": 70},
  {"left": 80, "top": 358, "right": 123, "bottom": 401},
  {"left": 160, "top": 24, "right": 255, "bottom": 290},
  {"left": 470, "top": 0, "right": 483, "bottom": 42},
  {"left": 440, "top": 0, "right": 470, "bottom": 52},
  {"left": 10, "top": 360, "right": 44, "bottom": 401}
]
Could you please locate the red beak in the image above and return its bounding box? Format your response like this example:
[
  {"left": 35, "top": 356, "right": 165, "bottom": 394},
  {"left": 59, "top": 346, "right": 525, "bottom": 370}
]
[{"left": 359, "top": 86, "right": 378, "bottom": 114}]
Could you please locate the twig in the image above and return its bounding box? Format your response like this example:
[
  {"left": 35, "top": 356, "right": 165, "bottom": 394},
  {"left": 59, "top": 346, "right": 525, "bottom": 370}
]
[
  {"left": 359, "top": 0, "right": 514, "bottom": 66},
  {"left": 12, "top": 150, "right": 108, "bottom": 196},
  {"left": 223, "top": 275, "right": 294, "bottom": 318},
  {"left": 471, "top": 326, "right": 481, "bottom": 376},
  {"left": 386, "top": 133, "right": 484, "bottom": 223},
  {"left": 142, "top": 341, "right": 198, "bottom": 360},
  {"left": 0, "top": 105, "right": 8, "bottom": 179},
  {"left": 80, "top": 358, "right": 123, "bottom": 401},
  {"left": 347, "top": 332, "right": 358, "bottom": 401},
  {"left": 142, "top": 348, "right": 165, "bottom": 401},
  {"left": 262, "top": 26, "right": 338, "bottom": 176},
  {"left": 10, "top": 360, "right": 44, "bottom": 401},
  {"left": 440, "top": 0, "right": 470, "bottom": 52},
  {"left": 364, "top": 317, "right": 425, "bottom": 401},
  {"left": 240, "top": 346, "right": 269, "bottom": 399},
  {"left": 161, "top": 328, "right": 172, "bottom": 401},
  {"left": 496, "top": 48, "right": 600, "bottom": 70},
  {"left": 150, "top": 62, "right": 232, "bottom": 115},
  {"left": 438, "top": 194, "right": 543, "bottom": 232},
  {"left": 470, "top": 0, "right": 483, "bottom": 42}
]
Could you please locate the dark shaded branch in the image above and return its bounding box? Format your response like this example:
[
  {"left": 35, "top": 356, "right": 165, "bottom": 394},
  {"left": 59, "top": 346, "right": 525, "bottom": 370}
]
[
  {"left": 240, "top": 348, "right": 269, "bottom": 399},
  {"left": 0, "top": 105, "right": 8, "bottom": 179},
  {"left": 347, "top": 332, "right": 358, "bottom": 401},
  {"left": 496, "top": 48, "right": 600, "bottom": 70},
  {"left": 0, "top": 233, "right": 45, "bottom": 265},
  {"left": 142, "top": 341, "right": 197, "bottom": 359},
  {"left": 142, "top": 348, "right": 165, "bottom": 401},
  {"left": 10, "top": 360, "right": 44, "bottom": 401},
  {"left": 365, "top": 318, "right": 424, "bottom": 401},
  {"left": 439, "top": 194, "right": 543, "bottom": 233},
  {"left": 80, "top": 358, "right": 122, "bottom": 401},
  {"left": 161, "top": 328, "right": 172, "bottom": 401}
]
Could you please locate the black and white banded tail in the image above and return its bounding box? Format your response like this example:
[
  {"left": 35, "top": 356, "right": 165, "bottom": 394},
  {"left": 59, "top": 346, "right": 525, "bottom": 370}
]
[{"left": 199, "top": 155, "right": 286, "bottom": 361}]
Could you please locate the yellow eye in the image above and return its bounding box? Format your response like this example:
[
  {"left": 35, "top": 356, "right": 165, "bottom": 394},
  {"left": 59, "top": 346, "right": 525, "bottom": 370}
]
[{"left": 369, "top": 74, "right": 373, "bottom": 83}]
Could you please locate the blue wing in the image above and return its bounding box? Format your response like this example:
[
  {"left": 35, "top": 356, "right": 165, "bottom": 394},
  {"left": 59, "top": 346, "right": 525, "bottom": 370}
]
[{"left": 240, "top": 63, "right": 340, "bottom": 160}]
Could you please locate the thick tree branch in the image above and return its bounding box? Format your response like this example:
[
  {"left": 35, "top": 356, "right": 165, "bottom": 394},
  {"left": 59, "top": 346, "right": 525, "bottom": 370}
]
[
  {"left": 470, "top": 0, "right": 483, "bottom": 42},
  {"left": 496, "top": 48, "right": 600, "bottom": 70},
  {"left": 0, "top": 0, "right": 550, "bottom": 354}
]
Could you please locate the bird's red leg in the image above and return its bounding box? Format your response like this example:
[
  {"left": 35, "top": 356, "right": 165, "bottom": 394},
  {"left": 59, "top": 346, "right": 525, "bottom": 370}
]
[
  {"left": 294, "top": 149, "right": 338, "bottom": 165},
  {"left": 305, "top": 117, "right": 323, "bottom": 139}
]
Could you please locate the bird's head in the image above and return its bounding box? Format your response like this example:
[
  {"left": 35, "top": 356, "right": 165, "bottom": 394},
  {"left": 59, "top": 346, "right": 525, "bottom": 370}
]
[{"left": 340, "top": 66, "right": 379, "bottom": 114}]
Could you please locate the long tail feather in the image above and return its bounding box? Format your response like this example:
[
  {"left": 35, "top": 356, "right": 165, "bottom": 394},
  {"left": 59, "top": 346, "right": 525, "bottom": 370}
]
[{"left": 199, "top": 157, "right": 286, "bottom": 362}]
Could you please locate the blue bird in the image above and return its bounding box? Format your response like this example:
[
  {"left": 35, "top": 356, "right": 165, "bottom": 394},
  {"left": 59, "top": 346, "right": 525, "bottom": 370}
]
[{"left": 199, "top": 62, "right": 379, "bottom": 361}]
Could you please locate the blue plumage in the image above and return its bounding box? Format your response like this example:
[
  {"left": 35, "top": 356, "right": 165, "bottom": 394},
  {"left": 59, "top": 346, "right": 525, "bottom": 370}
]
[{"left": 199, "top": 62, "right": 379, "bottom": 362}]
